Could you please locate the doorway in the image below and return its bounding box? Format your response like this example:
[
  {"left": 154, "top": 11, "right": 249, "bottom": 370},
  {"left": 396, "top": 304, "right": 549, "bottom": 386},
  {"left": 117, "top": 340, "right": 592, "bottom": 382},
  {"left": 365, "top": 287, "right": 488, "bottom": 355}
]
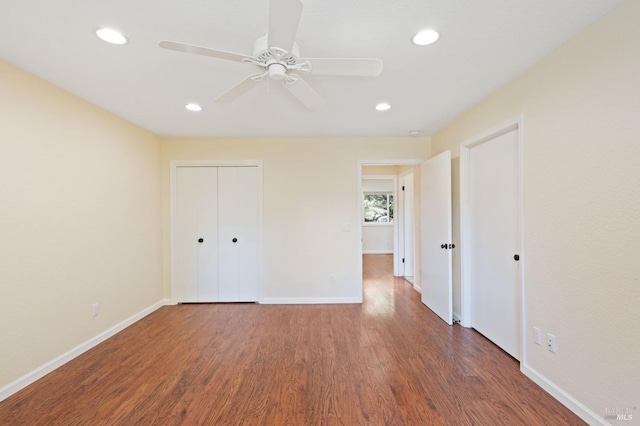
[{"left": 358, "top": 160, "right": 422, "bottom": 296}]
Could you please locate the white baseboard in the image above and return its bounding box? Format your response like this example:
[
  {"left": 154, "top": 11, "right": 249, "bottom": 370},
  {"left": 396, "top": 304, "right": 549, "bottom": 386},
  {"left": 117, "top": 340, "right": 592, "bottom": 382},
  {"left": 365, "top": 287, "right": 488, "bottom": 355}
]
[
  {"left": 362, "top": 250, "right": 393, "bottom": 254},
  {"left": 0, "top": 299, "right": 171, "bottom": 403},
  {"left": 261, "top": 297, "right": 362, "bottom": 304},
  {"left": 521, "top": 363, "right": 606, "bottom": 426}
]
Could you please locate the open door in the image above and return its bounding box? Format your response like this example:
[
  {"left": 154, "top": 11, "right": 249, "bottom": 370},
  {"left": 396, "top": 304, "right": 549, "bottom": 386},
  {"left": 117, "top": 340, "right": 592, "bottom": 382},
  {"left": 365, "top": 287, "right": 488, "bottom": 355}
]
[{"left": 420, "top": 151, "right": 453, "bottom": 325}]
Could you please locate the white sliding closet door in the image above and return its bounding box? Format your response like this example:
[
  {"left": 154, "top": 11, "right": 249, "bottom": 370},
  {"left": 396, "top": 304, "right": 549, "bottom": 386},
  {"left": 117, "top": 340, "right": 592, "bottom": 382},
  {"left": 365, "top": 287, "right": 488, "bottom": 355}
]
[
  {"left": 218, "top": 166, "right": 259, "bottom": 302},
  {"left": 176, "top": 166, "right": 219, "bottom": 302},
  {"left": 175, "top": 166, "right": 259, "bottom": 303}
]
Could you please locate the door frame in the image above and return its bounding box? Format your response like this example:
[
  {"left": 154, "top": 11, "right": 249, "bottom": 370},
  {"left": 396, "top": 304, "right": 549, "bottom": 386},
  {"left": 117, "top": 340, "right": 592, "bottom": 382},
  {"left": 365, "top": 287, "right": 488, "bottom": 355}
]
[
  {"left": 361, "top": 174, "right": 397, "bottom": 263},
  {"left": 357, "top": 159, "right": 422, "bottom": 296},
  {"left": 169, "top": 160, "right": 264, "bottom": 304},
  {"left": 398, "top": 169, "right": 415, "bottom": 280},
  {"left": 459, "top": 114, "right": 525, "bottom": 354}
]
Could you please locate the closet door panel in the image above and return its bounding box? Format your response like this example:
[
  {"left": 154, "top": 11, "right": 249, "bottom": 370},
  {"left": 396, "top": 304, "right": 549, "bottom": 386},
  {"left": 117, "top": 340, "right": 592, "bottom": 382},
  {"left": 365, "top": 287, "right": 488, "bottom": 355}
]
[
  {"left": 196, "top": 167, "right": 219, "bottom": 302},
  {"left": 236, "top": 166, "right": 259, "bottom": 301},
  {"left": 218, "top": 167, "right": 259, "bottom": 302},
  {"left": 176, "top": 167, "right": 200, "bottom": 302},
  {"left": 175, "top": 166, "right": 219, "bottom": 302}
]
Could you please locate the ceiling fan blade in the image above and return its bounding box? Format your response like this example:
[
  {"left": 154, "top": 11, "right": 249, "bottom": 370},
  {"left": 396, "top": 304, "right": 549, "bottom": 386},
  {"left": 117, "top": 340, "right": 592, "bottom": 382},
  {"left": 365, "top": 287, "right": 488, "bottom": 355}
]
[
  {"left": 159, "top": 40, "right": 248, "bottom": 63},
  {"left": 283, "top": 77, "right": 324, "bottom": 110},
  {"left": 215, "top": 76, "right": 262, "bottom": 103},
  {"left": 305, "top": 58, "right": 384, "bottom": 77},
  {"left": 268, "top": 0, "right": 303, "bottom": 53}
]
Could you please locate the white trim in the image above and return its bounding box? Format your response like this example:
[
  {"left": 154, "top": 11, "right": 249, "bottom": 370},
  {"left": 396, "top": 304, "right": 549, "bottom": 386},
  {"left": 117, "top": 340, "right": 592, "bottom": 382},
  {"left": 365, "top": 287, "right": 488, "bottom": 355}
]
[
  {"left": 460, "top": 148, "right": 471, "bottom": 326},
  {"left": 169, "top": 160, "right": 264, "bottom": 304},
  {"left": 521, "top": 364, "right": 607, "bottom": 426},
  {"left": 362, "top": 174, "right": 397, "bottom": 181},
  {"left": 0, "top": 299, "right": 170, "bottom": 403},
  {"left": 398, "top": 169, "right": 416, "bottom": 280},
  {"left": 362, "top": 250, "right": 393, "bottom": 254},
  {"left": 261, "top": 297, "right": 362, "bottom": 304}
]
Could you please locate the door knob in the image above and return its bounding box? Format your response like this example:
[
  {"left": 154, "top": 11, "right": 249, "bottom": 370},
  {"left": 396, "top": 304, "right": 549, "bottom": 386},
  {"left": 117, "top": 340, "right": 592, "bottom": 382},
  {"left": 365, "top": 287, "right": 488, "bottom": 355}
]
[
  {"left": 232, "top": 238, "right": 238, "bottom": 243},
  {"left": 514, "top": 254, "right": 520, "bottom": 261},
  {"left": 198, "top": 238, "right": 204, "bottom": 243}
]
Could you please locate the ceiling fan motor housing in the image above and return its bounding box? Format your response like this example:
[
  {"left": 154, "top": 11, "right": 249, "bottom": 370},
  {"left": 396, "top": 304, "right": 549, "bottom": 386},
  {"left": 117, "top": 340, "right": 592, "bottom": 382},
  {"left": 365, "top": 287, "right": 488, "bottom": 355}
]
[{"left": 254, "top": 34, "right": 300, "bottom": 63}]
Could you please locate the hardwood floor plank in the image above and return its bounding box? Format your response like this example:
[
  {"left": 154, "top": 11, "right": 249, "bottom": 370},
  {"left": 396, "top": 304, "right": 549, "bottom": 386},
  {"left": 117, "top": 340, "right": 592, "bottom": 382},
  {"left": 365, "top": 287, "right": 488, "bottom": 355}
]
[{"left": 0, "top": 254, "right": 585, "bottom": 425}]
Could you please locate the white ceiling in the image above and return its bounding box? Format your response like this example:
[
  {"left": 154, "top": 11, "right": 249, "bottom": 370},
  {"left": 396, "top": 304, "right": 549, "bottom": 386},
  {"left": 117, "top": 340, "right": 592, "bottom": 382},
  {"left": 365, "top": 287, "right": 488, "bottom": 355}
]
[{"left": 0, "top": 0, "right": 622, "bottom": 138}]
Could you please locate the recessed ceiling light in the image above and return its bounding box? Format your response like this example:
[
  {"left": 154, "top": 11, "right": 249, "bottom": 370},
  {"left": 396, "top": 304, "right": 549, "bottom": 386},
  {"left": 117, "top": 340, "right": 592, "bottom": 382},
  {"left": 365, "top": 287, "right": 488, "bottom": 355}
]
[
  {"left": 412, "top": 29, "right": 440, "bottom": 46},
  {"left": 409, "top": 130, "right": 421, "bottom": 136},
  {"left": 375, "top": 102, "right": 391, "bottom": 111},
  {"left": 185, "top": 103, "right": 203, "bottom": 112},
  {"left": 96, "top": 28, "right": 128, "bottom": 45}
]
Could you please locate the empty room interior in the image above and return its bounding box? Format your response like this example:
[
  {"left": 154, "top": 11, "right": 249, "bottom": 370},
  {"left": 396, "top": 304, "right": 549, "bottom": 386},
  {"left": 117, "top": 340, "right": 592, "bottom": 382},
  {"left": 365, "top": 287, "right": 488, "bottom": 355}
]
[{"left": 1, "top": 0, "right": 638, "bottom": 424}]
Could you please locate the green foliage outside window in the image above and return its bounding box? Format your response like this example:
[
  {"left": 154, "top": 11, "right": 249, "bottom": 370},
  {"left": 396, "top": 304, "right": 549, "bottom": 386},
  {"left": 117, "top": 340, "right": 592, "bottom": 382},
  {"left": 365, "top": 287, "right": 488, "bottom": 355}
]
[{"left": 363, "top": 193, "right": 394, "bottom": 223}]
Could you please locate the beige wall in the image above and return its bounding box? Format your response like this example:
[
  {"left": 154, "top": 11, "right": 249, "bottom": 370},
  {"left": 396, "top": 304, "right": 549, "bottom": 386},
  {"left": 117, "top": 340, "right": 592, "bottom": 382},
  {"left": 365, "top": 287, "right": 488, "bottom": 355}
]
[
  {"left": 161, "top": 137, "right": 429, "bottom": 301},
  {"left": 432, "top": 1, "right": 639, "bottom": 419},
  {"left": 362, "top": 165, "right": 399, "bottom": 175},
  {"left": 0, "top": 60, "right": 163, "bottom": 388}
]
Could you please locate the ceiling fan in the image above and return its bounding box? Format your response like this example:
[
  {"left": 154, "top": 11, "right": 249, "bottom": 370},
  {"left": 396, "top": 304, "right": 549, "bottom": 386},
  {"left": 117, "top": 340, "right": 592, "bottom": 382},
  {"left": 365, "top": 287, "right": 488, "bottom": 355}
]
[{"left": 159, "top": 0, "right": 383, "bottom": 109}]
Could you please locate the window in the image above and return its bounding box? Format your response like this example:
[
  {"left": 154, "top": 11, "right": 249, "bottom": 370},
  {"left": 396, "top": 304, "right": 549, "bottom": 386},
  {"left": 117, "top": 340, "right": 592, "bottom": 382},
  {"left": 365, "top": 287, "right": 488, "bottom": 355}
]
[{"left": 363, "top": 193, "right": 394, "bottom": 223}]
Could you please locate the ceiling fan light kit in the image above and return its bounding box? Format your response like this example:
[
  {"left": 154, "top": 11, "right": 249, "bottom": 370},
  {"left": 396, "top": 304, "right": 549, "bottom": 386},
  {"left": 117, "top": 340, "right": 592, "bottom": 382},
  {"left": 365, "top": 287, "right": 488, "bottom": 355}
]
[{"left": 158, "top": 0, "right": 383, "bottom": 110}]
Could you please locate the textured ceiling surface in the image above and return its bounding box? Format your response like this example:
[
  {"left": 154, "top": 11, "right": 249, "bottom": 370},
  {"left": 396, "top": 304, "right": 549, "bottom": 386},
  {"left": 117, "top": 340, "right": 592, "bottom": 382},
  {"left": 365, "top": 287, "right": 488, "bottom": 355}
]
[{"left": 0, "top": 0, "right": 622, "bottom": 138}]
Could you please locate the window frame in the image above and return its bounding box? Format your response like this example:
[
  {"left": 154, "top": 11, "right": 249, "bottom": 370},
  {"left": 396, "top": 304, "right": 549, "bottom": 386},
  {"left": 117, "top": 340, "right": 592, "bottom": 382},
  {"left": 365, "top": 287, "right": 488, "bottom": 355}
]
[{"left": 362, "top": 191, "right": 394, "bottom": 226}]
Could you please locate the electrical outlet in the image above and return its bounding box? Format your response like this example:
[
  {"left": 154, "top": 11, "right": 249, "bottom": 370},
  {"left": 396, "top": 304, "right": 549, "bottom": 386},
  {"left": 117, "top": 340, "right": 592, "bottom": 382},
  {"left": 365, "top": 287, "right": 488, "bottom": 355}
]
[
  {"left": 533, "top": 327, "right": 542, "bottom": 345},
  {"left": 547, "top": 333, "right": 556, "bottom": 353},
  {"left": 91, "top": 303, "right": 100, "bottom": 317}
]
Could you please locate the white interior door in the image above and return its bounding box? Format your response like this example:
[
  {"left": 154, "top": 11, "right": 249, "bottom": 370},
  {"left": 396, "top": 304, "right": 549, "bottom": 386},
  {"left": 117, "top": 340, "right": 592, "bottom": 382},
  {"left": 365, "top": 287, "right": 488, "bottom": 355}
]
[
  {"left": 469, "top": 129, "right": 520, "bottom": 359},
  {"left": 401, "top": 171, "right": 414, "bottom": 278},
  {"left": 176, "top": 166, "right": 219, "bottom": 302},
  {"left": 420, "top": 151, "right": 453, "bottom": 325},
  {"left": 218, "top": 166, "right": 259, "bottom": 302}
]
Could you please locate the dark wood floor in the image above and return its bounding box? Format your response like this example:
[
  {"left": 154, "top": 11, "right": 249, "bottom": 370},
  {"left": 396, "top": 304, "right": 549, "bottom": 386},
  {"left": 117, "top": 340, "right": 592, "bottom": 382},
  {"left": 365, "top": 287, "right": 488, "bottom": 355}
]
[{"left": 0, "top": 254, "right": 583, "bottom": 425}]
